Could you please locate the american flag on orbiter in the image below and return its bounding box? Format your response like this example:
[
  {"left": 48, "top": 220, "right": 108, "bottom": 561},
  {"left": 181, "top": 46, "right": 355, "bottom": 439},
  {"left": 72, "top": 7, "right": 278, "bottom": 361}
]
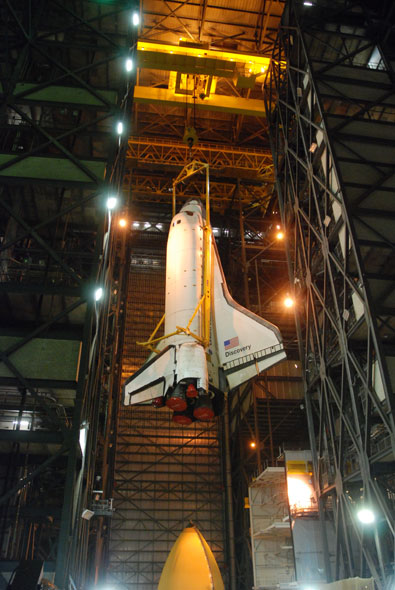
[{"left": 224, "top": 336, "right": 239, "bottom": 350}]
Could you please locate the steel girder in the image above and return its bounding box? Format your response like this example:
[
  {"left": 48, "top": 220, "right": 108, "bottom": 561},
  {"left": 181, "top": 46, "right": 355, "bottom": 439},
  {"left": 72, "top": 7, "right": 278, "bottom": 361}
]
[
  {"left": 127, "top": 137, "right": 274, "bottom": 180},
  {"left": 0, "top": 1, "right": 137, "bottom": 588},
  {"left": 125, "top": 172, "right": 274, "bottom": 210},
  {"left": 267, "top": 1, "right": 395, "bottom": 587}
]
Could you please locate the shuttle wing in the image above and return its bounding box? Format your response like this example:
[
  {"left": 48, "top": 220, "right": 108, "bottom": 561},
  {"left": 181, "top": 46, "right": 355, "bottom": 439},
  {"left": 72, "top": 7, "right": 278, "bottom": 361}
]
[
  {"left": 123, "top": 346, "right": 175, "bottom": 405},
  {"left": 212, "top": 242, "right": 286, "bottom": 390}
]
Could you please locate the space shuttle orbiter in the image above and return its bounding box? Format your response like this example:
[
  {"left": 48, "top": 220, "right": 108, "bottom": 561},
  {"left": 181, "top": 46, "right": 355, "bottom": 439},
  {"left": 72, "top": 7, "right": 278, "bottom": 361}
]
[{"left": 123, "top": 198, "right": 286, "bottom": 424}]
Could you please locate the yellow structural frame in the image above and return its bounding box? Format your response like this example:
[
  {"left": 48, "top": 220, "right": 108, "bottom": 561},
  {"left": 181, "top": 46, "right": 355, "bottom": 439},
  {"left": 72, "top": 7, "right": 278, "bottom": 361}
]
[
  {"left": 138, "top": 161, "right": 212, "bottom": 353},
  {"left": 135, "top": 41, "right": 286, "bottom": 116},
  {"left": 137, "top": 40, "right": 271, "bottom": 77},
  {"left": 133, "top": 86, "right": 268, "bottom": 117}
]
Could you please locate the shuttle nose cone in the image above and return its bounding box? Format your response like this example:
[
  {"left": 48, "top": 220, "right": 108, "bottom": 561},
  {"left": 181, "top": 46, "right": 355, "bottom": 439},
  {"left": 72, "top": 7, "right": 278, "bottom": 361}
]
[
  {"left": 158, "top": 525, "right": 224, "bottom": 590},
  {"left": 180, "top": 198, "right": 205, "bottom": 217}
]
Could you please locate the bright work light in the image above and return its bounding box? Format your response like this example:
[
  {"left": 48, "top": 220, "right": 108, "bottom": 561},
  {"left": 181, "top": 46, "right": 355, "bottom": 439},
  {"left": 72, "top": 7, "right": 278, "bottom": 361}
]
[
  {"left": 106, "top": 196, "right": 117, "bottom": 210},
  {"left": 357, "top": 508, "right": 375, "bottom": 524}
]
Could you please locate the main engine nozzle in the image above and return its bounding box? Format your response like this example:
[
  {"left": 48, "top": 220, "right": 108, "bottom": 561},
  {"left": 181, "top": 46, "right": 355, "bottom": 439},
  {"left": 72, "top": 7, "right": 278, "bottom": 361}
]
[{"left": 166, "top": 385, "right": 187, "bottom": 412}]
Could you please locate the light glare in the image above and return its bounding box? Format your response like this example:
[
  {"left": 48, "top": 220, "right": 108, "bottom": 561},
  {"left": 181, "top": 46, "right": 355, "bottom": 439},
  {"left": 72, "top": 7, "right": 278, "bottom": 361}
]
[
  {"left": 79, "top": 425, "right": 88, "bottom": 456},
  {"left": 117, "top": 121, "right": 124, "bottom": 135},
  {"left": 125, "top": 58, "right": 133, "bottom": 72},
  {"left": 95, "top": 287, "right": 103, "bottom": 301},
  {"left": 132, "top": 11, "right": 140, "bottom": 26},
  {"left": 13, "top": 420, "right": 30, "bottom": 429},
  {"left": 276, "top": 231, "right": 284, "bottom": 240},
  {"left": 106, "top": 196, "right": 117, "bottom": 210},
  {"left": 357, "top": 508, "right": 375, "bottom": 524},
  {"left": 250, "top": 442, "right": 256, "bottom": 448},
  {"left": 287, "top": 477, "right": 314, "bottom": 511},
  {"left": 284, "top": 296, "right": 294, "bottom": 308},
  {"left": 119, "top": 218, "right": 127, "bottom": 228}
]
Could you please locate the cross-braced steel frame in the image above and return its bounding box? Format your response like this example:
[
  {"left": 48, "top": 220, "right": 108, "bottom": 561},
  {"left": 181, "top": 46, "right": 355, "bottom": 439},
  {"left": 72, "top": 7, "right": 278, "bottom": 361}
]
[
  {"left": 108, "top": 405, "right": 226, "bottom": 590},
  {"left": 267, "top": 1, "right": 395, "bottom": 587},
  {"left": 110, "top": 252, "right": 230, "bottom": 590},
  {"left": 0, "top": 1, "right": 137, "bottom": 587}
]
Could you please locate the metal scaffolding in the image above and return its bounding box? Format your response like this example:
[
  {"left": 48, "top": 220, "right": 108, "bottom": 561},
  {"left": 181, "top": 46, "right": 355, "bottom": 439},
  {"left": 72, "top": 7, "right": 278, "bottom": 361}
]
[
  {"left": 267, "top": 1, "right": 395, "bottom": 587},
  {"left": 110, "top": 260, "right": 227, "bottom": 590},
  {"left": 108, "top": 405, "right": 226, "bottom": 590},
  {"left": 0, "top": 1, "right": 137, "bottom": 587}
]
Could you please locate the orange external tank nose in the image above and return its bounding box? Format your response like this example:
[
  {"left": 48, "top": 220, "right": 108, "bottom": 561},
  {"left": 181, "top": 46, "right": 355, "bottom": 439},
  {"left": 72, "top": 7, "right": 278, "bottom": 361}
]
[{"left": 158, "top": 524, "right": 224, "bottom": 590}]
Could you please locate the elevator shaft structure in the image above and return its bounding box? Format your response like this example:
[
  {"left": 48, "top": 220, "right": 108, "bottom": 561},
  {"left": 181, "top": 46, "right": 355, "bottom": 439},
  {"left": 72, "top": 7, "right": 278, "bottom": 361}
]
[{"left": 267, "top": 1, "right": 395, "bottom": 587}]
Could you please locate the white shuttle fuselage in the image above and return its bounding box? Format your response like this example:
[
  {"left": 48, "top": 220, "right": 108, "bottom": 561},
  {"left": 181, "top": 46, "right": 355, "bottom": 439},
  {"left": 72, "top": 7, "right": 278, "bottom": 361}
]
[
  {"left": 123, "top": 199, "right": 286, "bottom": 423},
  {"left": 164, "top": 201, "right": 209, "bottom": 393}
]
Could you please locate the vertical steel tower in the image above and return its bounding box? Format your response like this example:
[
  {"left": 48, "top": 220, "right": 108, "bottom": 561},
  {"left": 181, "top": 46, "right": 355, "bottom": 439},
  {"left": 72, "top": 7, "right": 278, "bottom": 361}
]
[
  {"left": 0, "top": 1, "right": 137, "bottom": 586},
  {"left": 268, "top": 1, "right": 395, "bottom": 587}
]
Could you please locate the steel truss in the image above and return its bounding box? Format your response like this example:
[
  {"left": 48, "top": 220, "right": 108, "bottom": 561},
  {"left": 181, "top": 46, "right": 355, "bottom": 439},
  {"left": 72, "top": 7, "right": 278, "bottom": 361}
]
[
  {"left": 268, "top": 1, "right": 395, "bottom": 587},
  {"left": 0, "top": 1, "right": 136, "bottom": 588},
  {"left": 134, "top": 105, "right": 271, "bottom": 149},
  {"left": 126, "top": 172, "right": 273, "bottom": 210},
  {"left": 125, "top": 136, "right": 275, "bottom": 211},
  {"left": 127, "top": 137, "right": 274, "bottom": 180},
  {"left": 141, "top": 0, "right": 284, "bottom": 51}
]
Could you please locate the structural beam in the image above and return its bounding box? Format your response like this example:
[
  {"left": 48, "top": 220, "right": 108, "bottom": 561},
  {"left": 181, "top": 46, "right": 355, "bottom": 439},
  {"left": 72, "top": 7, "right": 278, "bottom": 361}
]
[
  {"left": 127, "top": 137, "right": 273, "bottom": 178},
  {"left": 134, "top": 86, "right": 267, "bottom": 117},
  {"left": 137, "top": 40, "right": 270, "bottom": 78}
]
